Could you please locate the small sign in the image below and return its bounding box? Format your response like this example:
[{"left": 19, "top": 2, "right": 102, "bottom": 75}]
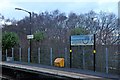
[
  {"left": 71, "top": 35, "right": 94, "bottom": 45},
  {"left": 27, "top": 35, "right": 34, "bottom": 39}
]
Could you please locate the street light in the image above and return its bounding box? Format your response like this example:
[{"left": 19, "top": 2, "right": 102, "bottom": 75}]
[{"left": 15, "top": 8, "right": 32, "bottom": 62}]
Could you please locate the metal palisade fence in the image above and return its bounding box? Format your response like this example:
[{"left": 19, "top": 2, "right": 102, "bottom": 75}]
[{"left": 2, "top": 44, "right": 120, "bottom": 75}]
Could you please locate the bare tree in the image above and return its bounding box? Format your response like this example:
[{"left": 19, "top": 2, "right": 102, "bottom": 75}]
[{"left": 96, "top": 12, "right": 118, "bottom": 45}]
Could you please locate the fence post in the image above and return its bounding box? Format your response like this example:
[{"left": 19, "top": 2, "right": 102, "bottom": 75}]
[
  {"left": 12, "top": 48, "right": 14, "bottom": 61},
  {"left": 19, "top": 48, "right": 22, "bottom": 61},
  {"left": 38, "top": 47, "right": 40, "bottom": 63},
  {"left": 28, "top": 47, "right": 30, "bottom": 63},
  {"left": 106, "top": 47, "right": 108, "bottom": 73},
  {"left": 83, "top": 46, "right": 85, "bottom": 69},
  {"left": 50, "top": 48, "right": 53, "bottom": 66},
  {"left": 0, "top": 50, "right": 1, "bottom": 61},
  {"left": 6, "top": 49, "right": 7, "bottom": 61},
  {"left": 65, "top": 47, "right": 67, "bottom": 67}
]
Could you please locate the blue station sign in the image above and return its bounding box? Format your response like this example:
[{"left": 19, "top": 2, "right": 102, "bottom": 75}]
[{"left": 71, "top": 35, "right": 94, "bottom": 45}]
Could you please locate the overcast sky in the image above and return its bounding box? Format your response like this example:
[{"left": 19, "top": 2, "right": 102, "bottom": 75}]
[{"left": 0, "top": 0, "right": 119, "bottom": 20}]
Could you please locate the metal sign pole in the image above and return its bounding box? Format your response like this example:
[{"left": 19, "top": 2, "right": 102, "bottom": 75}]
[
  {"left": 70, "top": 36, "right": 72, "bottom": 68},
  {"left": 93, "top": 34, "right": 96, "bottom": 72}
]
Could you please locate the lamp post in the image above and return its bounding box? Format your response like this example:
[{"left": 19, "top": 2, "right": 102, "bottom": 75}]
[{"left": 15, "top": 8, "right": 32, "bottom": 62}]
